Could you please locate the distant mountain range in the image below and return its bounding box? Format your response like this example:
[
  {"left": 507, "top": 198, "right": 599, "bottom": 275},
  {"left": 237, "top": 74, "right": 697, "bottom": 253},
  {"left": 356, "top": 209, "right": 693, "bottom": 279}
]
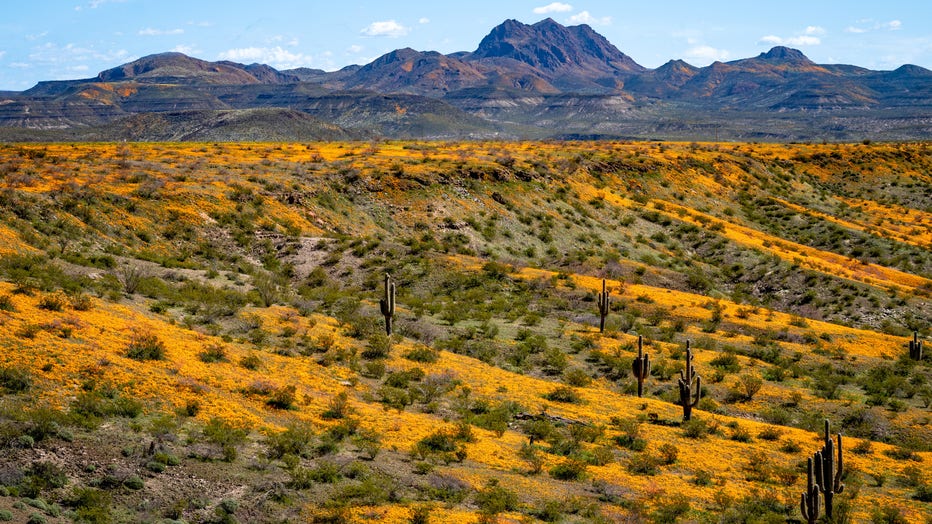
[{"left": 2, "top": 18, "right": 930, "bottom": 141}]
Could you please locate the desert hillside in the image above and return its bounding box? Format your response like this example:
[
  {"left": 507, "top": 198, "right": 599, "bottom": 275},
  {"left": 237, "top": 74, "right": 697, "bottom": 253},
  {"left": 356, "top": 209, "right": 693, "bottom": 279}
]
[{"left": 0, "top": 141, "right": 930, "bottom": 523}]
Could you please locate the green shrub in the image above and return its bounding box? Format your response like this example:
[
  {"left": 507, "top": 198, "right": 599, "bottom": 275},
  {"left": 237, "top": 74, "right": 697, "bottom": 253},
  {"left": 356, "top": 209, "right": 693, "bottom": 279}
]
[
  {"left": 202, "top": 417, "right": 248, "bottom": 462},
  {"left": 239, "top": 353, "right": 261, "bottom": 370},
  {"left": 474, "top": 479, "right": 518, "bottom": 515},
  {"left": 37, "top": 292, "right": 67, "bottom": 312},
  {"left": 404, "top": 344, "right": 439, "bottom": 363},
  {"left": 549, "top": 459, "right": 587, "bottom": 481},
  {"left": 0, "top": 295, "right": 15, "bottom": 312},
  {"left": 0, "top": 366, "right": 32, "bottom": 394},
  {"left": 266, "top": 421, "right": 314, "bottom": 459},
  {"left": 543, "top": 386, "right": 582, "bottom": 403},
  {"left": 125, "top": 332, "right": 165, "bottom": 360},
  {"left": 198, "top": 343, "right": 227, "bottom": 363},
  {"left": 265, "top": 385, "right": 297, "bottom": 410},
  {"left": 0, "top": 509, "right": 11, "bottom": 521}
]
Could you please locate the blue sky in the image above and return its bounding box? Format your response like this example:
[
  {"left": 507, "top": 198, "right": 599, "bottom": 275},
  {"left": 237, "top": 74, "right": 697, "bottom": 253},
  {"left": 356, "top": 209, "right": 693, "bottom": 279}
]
[{"left": 1, "top": 1, "right": 929, "bottom": 90}]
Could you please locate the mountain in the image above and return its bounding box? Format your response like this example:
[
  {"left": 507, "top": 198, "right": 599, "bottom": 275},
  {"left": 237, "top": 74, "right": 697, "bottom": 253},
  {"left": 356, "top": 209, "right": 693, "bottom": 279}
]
[{"left": 1, "top": 18, "right": 930, "bottom": 141}]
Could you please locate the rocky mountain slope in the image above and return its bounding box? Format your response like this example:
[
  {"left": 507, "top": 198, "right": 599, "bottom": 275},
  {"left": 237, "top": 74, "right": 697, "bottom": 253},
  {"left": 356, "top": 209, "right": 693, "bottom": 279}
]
[{"left": 0, "top": 18, "right": 930, "bottom": 140}]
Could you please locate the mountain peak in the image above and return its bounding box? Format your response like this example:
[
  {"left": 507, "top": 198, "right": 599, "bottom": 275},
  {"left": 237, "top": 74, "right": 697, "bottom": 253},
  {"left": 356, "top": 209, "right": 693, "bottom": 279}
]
[
  {"left": 472, "top": 17, "right": 644, "bottom": 78},
  {"left": 758, "top": 46, "right": 811, "bottom": 63},
  {"left": 96, "top": 52, "right": 291, "bottom": 85}
]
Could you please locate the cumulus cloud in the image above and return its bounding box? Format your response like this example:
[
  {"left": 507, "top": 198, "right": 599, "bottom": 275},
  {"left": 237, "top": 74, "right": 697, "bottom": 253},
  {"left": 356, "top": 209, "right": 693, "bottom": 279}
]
[
  {"left": 347, "top": 45, "right": 364, "bottom": 54},
  {"left": 138, "top": 28, "right": 184, "bottom": 36},
  {"left": 684, "top": 45, "right": 729, "bottom": 63},
  {"left": 360, "top": 20, "right": 409, "bottom": 37},
  {"left": 758, "top": 30, "right": 821, "bottom": 47},
  {"left": 568, "top": 11, "right": 611, "bottom": 26},
  {"left": 533, "top": 2, "right": 572, "bottom": 14},
  {"left": 217, "top": 46, "right": 311, "bottom": 69},
  {"left": 419, "top": 17, "right": 430, "bottom": 24},
  {"left": 171, "top": 44, "right": 200, "bottom": 55},
  {"left": 845, "top": 19, "right": 902, "bottom": 34}
]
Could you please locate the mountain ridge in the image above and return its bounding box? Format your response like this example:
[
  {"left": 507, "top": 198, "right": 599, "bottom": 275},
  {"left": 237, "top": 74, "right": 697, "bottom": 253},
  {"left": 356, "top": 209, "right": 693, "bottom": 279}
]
[{"left": 1, "top": 18, "right": 930, "bottom": 141}]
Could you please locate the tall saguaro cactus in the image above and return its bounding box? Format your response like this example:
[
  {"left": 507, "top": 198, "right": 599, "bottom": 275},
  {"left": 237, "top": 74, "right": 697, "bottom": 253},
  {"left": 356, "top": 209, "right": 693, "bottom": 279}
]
[
  {"left": 677, "top": 340, "right": 701, "bottom": 421},
  {"left": 800, "top": 456, "right": 821, "bottom": 524},
  {"left": 631, "top": 335, "right": 650, "bottom": 398},
  {"left": 909, "top": 331, "right": 924, "bottom": 361},
  {"left": 597, "top": 279, "right": 610, "bottom": 333},
  {"left": 813, "top": 419, "right": 844, "bottom": 520},
  {"left": 379, "top": 273, "right": 396, "bottom": 336}
]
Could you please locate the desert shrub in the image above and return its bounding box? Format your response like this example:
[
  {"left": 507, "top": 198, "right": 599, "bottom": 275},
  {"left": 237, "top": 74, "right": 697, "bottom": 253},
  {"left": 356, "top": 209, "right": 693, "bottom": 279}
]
[
  {"left": 870, "top": 505, "right": 909, "bottom": 524},
  {"left": 914, "top": 483, "right": 932, "bottom": 502},
  {"left": 413, "top": 429, "right": 467, "bottom": 464},
  {"left": 239, "top": 353, "right": 261, "bottom": 370},
  {"left": 549, "top": 459, "right": 587, "bottom": 481},
  {"left": 266, "top": 421, "right": 314, "bottom": 459},
  {"left": 361, "top": 333, "right": 393, "bottom": 360},
  {"left": 682, "top": 418, "right": 711, "bottom": 439},
  {"left": 757, "top": 426, "right": 783, "bottom": 441},
  {"left": 125, "top": 332, "right": 165, "bottom": 360},
  {"left": 404, "top": 344, "right": 439, "bottom": 363},
  {"left": 474, "top": 479, "right": 518, "bottom": 516},
  {"left": 627, "top": 453, "right": 660, "bottom": 475},
  {"left": 544, "top": 386, "right": 582, "bottom": 403},
  {"left": 321, "top": 391, "right": 351, "bottom": 420},
  {"left": 70, "top": 293, "right": 93, "bottom": 311},
  {"left": 37, "top": 292, "right": 67, "bottom": 311},
  {"left": 0, "top": 366, "right": 32, "bottom": 394},
  {"left": 710, "top": 352, "right": 741, "bottom": 373},
  {"left": 202, "top": 417, "right": 248, "bottom": 462},
  {"left": 0, "top": 295, "right": 14, "bottom": 312},
  {"left": 658, "top": 443, "right": 679, "bottom": 464},
  {"left": 563, "top": 367, "right": 592, "bottom": 387},
  {"left": 265, "top": 385, "right": 297, "bottom": 410},
  {"left": 652, "top": 494, "right": 691, "bottom": 523},
  {"left": 198, "top": 343, "right": 227, "bottom": 363}
]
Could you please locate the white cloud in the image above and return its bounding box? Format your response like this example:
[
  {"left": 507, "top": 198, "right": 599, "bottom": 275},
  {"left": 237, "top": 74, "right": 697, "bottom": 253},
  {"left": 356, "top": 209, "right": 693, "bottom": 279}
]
[
  {"left": 217, "top": 46, "right": 311, "bottom": 69},
  {"left": 0, "top": 51, "right": 5, "bottom": 60},
  {"left": 171, "top": 44, "right": 200, "bottom": 55},
  {"left": 347, "top": 44, "right": 364, "bottom": 54},
  {"left": 10, "top": 62, "right": 31, "bottom": 69},
  {"left": 845, "top": 19, "right": 902, "bottom": 34},
  {"left": 419, "top": 17, "right": 430, "bottom": 24},
  {"left": 568, "top": 11, "right": 611, "bottom": 26},
  {"left": 533, "top": 2, "right": 572, "bottom": 14},
  {"left": 138, "top": 28, "right": 184, "bottom": 36},
  {"left": 805, "top": 26, "right": 825, "bottom": 36},
  {"left": 360, "top": 20, "right": 409, "bottom": 37},
  {"left": 758, "top": 32, "right": 820, "bottom": 47},
  {"left": 26, "top": 31, "right": 48, "bottom": 41},
  {"left": 684, "top": 45, "right": 729, "bottom": 64},
  {"left": 882, "top": 20, "right": 902, "bottom": 30}
]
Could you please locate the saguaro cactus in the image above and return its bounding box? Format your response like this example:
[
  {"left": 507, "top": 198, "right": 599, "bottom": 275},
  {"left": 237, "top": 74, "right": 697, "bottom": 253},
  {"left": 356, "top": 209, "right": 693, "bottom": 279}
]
[
  {"left": 631, "top": 335, "right": 650, "bottom": 398},
  {"left": 677, "top": 340, "right": 701, "bottom": 421},
  {"left": 800, "top": 456, "right": 821, "bottom": 524},
  {"left": 813, "top": 419, "right": 844, "bottom": 520},
  {"left": 909, "top": 331, "right": 923, "bottom": 361},
  {"left": 597, "top": 279, "right": 610, "bottom": 333},
  {"left": 379, "top": 273, "right": 395, "bottom": 336}
]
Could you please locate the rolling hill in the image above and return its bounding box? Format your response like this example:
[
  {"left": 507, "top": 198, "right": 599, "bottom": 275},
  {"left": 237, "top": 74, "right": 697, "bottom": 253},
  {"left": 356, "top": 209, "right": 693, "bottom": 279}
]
[{"left": 0, "top": 140, "right": 930, "bottom": 522}]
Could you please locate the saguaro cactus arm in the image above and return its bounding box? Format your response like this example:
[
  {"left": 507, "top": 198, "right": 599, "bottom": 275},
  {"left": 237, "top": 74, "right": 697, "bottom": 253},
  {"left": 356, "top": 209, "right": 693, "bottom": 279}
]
[
  {"left": 630, "top": 335, "right": 650, "bottom": 397},
  {"left": 379, "top": 273, "right": 395, "bottom": 335},
  {"left": 909, "top": 331, "right": 924, "bottom": 360},
  {"left": 597, "top": 279, "right": 610, "bottom": 333},
  {"left": 801, "top": 457, "right": 821, "bottom": 524},
  {"left": 677, "top": 341, "right": 701, "bottom": 421}
]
